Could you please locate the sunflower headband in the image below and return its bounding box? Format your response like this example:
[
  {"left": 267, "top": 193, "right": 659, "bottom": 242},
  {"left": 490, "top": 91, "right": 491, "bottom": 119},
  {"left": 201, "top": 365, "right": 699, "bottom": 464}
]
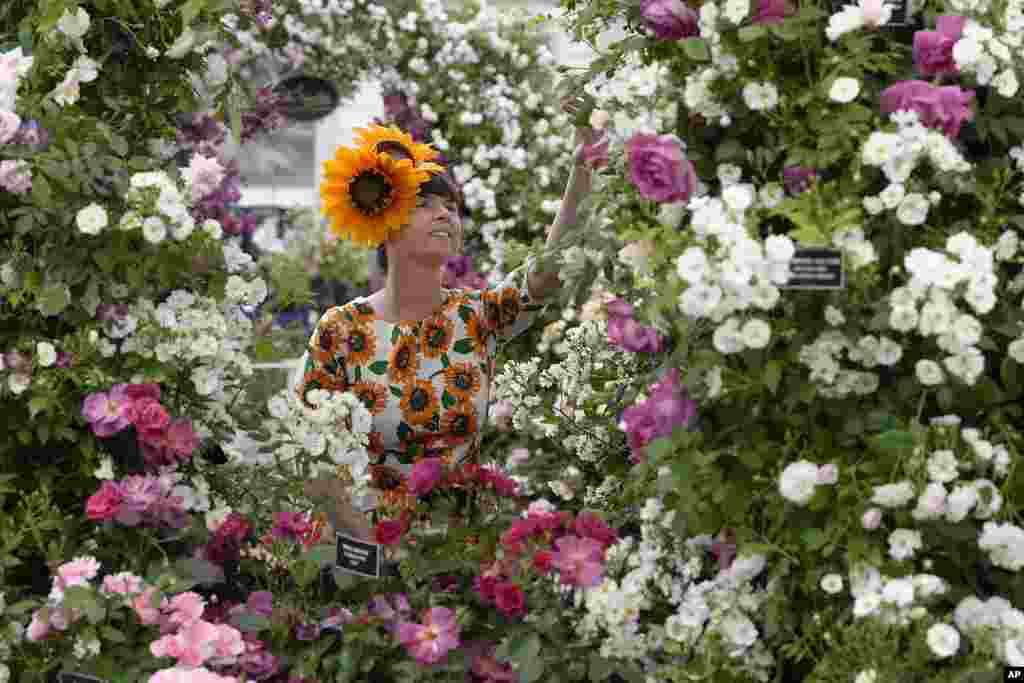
[{"left": 320, "top": 125, "right": 445, "bottom": 247}]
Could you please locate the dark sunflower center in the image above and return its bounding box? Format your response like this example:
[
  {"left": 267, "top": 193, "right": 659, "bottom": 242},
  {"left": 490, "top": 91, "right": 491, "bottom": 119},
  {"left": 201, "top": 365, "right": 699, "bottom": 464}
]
[
  {"left": 319, "top": 329, "right": 333, "bottom": 350},
  {"left": 410, "top": 388, "right": 429, "bottom": 411},
  {"left": 396, "top": 347, "right": 410, "bottom": 369},
  {"left": 455, "top": 373, "right": 471, "bottom": 389},
  {"left": 350, "top": 171, "right": 393, "bottom": 214}
]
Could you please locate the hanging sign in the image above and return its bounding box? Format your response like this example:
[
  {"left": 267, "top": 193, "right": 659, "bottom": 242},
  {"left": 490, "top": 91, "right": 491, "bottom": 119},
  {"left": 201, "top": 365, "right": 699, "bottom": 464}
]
[
  {"left": 335, "top": 532, "right": 381, "bottom": 578},
  {"left": 272, "top": 75, "right": 341, "bottom": 123},
  {"left": 781, "top": 247, "right": 846, "bottom": 290}
]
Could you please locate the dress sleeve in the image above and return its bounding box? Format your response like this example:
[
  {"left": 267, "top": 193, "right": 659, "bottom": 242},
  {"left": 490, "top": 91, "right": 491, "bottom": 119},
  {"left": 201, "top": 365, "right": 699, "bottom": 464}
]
[
  {"left": 294, "top": 307, "right": 350, "bottom": 406},
  {"left": 479, "top": 257, "right": 544, "bottom": 343}
]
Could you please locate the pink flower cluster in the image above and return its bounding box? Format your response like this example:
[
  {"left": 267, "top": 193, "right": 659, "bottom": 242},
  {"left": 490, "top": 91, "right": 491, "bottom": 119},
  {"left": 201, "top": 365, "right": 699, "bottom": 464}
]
[
  {"left": 81, "top": 383, "right": 199, "bottom": 468},
  {"left": 26, "top": 557, "right": 103, "bottom": 641},
  {"left": 880, "top": 80, "right": 975, "bottom": 139},
  {"left": 494, "top": 509, "right": 618, "bottom": 591},
  {"left": 606, "top": 299, "right": 663, "bottom": 353},
  {"left": 0, "top": 159, "right": 32, "bottom": 194},
  {"left": 913, "top": 15, "right": 966, "bottom": 76},
  {"left": 86, "top": 474, "right": 188, "bottom": 529},
  {"left": 620, "top": 369, "right": 698, "bottom": 463},
  {"left": 397, "top": 607, "right": 461, "bottom": 665},
  {"left": 625, "top": 132, "right": 698, "bottom": 204},
  {"left": 408, "top": 459, "right": 520, "bottom": 499},
  {"left": 269, "top": 511, "right": 316, "bottom": 542}
]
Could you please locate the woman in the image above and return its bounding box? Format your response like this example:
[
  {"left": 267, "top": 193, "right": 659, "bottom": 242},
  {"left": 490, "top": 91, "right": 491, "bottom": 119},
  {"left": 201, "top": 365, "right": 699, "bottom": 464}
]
[{"left": 300, "top": 102, "right": 597, "bottom": 542}]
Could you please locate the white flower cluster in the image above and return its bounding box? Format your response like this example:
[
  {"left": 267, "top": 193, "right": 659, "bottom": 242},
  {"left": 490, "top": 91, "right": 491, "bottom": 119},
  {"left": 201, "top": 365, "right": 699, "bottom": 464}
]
[
  {"left": 577, "top": 499, "right": 774, "bottom": 681},
  {"left": 797, "top": 330, "right": 902, "bottom": 398},
  {"left": 887, "top": 232, "right": 999, "bottom": 386},
  {"left": 826, "top": 0, "right": 893, "bottom": 42},
  {"left": 583, "top": 53, "right": 676, "bottom": 139},
  {"left": 51, "top": 9, "right": 101, "bottom": 107},
  {"left": 863, "top": 111, "right": 970, "bottom": 182},
  {"left": 952, "top": 18, "right": 1022, "bottom": 98},
  {"left": 953, "top": 594, "right": 1024, "bottom": 664},
  {"left": 120, "top": 170, "right": 209, "bottom": 243},
  {"left": 0, "top": 47, "right": 34, "bottom": 112},
  {"left": 848, "top": 563, "right": 949, "bottom": 625},
  {"left": 682, "top": 1, "right": 742, "bottom": 124},
  {"left": 676, "top": 190, "right": 795, "bottom": 355},
  {"left": 778, "top": 460, "right": 840, "bottom": 506},
  {"left": 243, "top": 387, "right": 373, "bottom": 500}
]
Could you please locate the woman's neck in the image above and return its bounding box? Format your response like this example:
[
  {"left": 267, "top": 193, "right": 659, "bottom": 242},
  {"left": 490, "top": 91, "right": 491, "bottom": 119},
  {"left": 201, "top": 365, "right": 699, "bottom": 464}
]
[{"left": 377, "top": 261, "right": 445, "bottom": 323}]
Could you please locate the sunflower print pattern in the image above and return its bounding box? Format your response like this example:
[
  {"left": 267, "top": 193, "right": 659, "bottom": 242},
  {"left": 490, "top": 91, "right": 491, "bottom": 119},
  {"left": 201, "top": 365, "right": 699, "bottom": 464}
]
[{"left": 295, "top": 265, "right": 541, "bottom": 511}]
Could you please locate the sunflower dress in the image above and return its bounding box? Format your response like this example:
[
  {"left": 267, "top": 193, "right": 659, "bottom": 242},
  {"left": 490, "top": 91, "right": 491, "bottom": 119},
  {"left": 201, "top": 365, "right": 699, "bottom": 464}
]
[{"left": 295, "top": 268, "right": 540, "bottom": 513}]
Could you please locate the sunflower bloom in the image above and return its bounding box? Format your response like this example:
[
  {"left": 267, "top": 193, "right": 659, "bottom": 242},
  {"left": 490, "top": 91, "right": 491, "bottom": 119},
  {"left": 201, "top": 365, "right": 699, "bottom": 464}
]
[
  {"left": 401, "top": 379, "right": 439, "bottom": 428},
  {"left": 320, "top": 146, "right": 442, "bottom": 247},
  {"left": 441, "top": 401, "right": 478, "bottom": 444},
  {"left": 464, "top": 314, "right": 489, "bottom": 356},
  {"left": 352, "top": 381, "right": 388, "bottom": 415},
  {"left": 345, "top": 323, "right": 377, "bottom": 366},
  {"left": 354, "top": 124, "right": 441, "bottom": 164},
  {"left": 443, "top": 362, "right": 481, "bottom": 401},
  {"left": 498, "top": 287, "right": 521, "bottom": 329},
  {"left": 481, "top": 290, "right": 502, "bottom": 331},
  {"left": 388, "top": 335, "right": 420, "bottom": 385},
  {"left": 420, "top": 314, "right": 454, "bottom": 359}
]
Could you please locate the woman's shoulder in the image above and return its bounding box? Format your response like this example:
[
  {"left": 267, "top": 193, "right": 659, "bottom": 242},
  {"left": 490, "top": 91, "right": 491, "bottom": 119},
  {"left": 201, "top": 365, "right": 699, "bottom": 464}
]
[{"left": 316, "top": 295, "right": 376, "bottom": 327}]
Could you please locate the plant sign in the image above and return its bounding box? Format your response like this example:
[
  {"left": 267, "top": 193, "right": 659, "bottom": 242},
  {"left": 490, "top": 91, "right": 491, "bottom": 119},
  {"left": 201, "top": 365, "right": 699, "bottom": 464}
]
[{"left": 335, "top": 531, "right": 381, "bottom": 578}]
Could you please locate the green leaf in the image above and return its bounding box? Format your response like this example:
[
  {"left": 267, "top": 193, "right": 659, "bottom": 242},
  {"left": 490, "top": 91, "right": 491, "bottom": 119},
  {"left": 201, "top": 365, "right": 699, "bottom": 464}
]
[
  {"left": 459, "top": 305, "right": 474, "bottom": 323},
  {"left": 442, "top": 390, "right": 456, "bottom": 409},
  {"left": 800, "top": 528, "right": 826, "bottom": 549},
  {"left": 441, "top": 353, "right": 450, "bottom": 369},
  {"left": 869, "top": 429, "right": 915, "bottom": 454},
  {"left": 738, "top": 24, "right": 766, "bottom": 42},
  {"left": 763, "top": 360, "right": 783, "bottom": 394},
  {"left": 453, "top": 339, "right": 473, "bottom": 354},
  {"left": 390, "top": 386, "right": 403, "bottom": 399},
  {"left": 354, "top": 365, "right": 362, "bottom": 383},
  {"left": 369, "top": 360, "right": 388, "bottom": 375},
  {"left": 28, "top": 396, "right": 50, "bottom": 419},
  {"left": 681, "top": 37, "right": 710, "bottom": 61},
  {"left": 234, "top": 613, "right": 271, "bottom": 632},
  {"left": 253, "top": 339, "right": 275, "bottom": 362},
  {"left": 1001, "top": 358, "right": 1021, "bottom": 397},
  {"left": 645, "top": 437, "right": 674, "bottom": 465},
  {"left": 101, "top": 625, "right": 127, "bottom": 643},
  {"left": 520, "top": 656, "right": 545, "bottom": 683},
  {"left": 37, "top": 283, "right": 71, "bottom": 316},
  {"left": 391, "top": 326, "right": 401, "bottom": 344},
  {"left": 174, "top": 557, "right": 225, "bottom": 585},
  {"left": 181, "top": 0, "right": 207, "bottom": 24}
]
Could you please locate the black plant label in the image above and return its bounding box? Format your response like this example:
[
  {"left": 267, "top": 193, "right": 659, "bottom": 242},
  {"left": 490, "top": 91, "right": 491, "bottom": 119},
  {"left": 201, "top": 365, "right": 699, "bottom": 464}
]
[
  {"left": 335, "top": 532, "right": 381, "bottom": 578},
  {"left": 782, "top": 247, "right": 845, "bottom": 290}
]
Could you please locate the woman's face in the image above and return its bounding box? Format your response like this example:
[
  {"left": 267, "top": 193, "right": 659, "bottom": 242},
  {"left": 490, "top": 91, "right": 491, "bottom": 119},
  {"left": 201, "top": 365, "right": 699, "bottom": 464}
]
[{"left": 387, "top": 192, "right": 462, "bottom": 269}]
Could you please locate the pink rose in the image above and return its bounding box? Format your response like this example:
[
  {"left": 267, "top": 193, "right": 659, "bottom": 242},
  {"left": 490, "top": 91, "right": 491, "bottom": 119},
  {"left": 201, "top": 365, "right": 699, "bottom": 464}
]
[
  {"left": 102, "top": 572, "right": 144, "bottom": 595},
  {"left": 913, "top": 15, "right": 966, "bottom": 76},
  {"left": 640, "top": 0, "right": 699, "bottom": 40},
  {"left": 0, "top": 110, "right": 21, "bottom": 145},
  {"left": 126, "top": 398, "right": 171, "bottom": 440},
  {"left": 86, "top": 481, "right": 124, "bottom": 521},
  {"left": 26, "top": 610, "right": 51, "bottom": 642},
  {"left": 494, "top": 582, "right": 525, "bottom": 617},
  {"left": 56, "top": 556, "right": 101, "bottom": 590},
  {"left": 82, "top": 391, "right": 131, "bottom": 437},
  {"left": 752, "top": 0, "right": 795, "bottom": 24},
  {"left": 862, "top": 508, "right": 883, "bottom": 530},
  {"left": 625, "top": 132, "right": 698, "bottom": 204},
  {"left": 409, "top": 457, "right": 443, "bottom": 496},
  {"left": 551, "top": 535, "right": 605, "bottom": 587},
  {"left": 165, "top": 418, "right": 199, "bottom": 457},
  {"left": 880, "top": 80, "right": 974, "bottom": 139},
  {"left": 817, "top": 463, "right": 839, "bottom": 485},
  {"left": 0, "top": 159, "right": 32, "bottom": 194},
  {"left": 397, "top": 607, "right": 460, "bottom": 665},
  {"left": 115, "top": 382, "right": 161, "bottom": 403},
  {"left": 133, "top": 587, "right": 166, "bottom": 625},
  {"left": 167, "top": 591, "right": 205, "bottom": 628}
]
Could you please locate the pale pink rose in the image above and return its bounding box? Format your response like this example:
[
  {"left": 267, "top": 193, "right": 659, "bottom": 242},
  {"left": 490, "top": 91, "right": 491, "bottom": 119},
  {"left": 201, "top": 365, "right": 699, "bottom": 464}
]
[
  {"left": 26, "top": 610, "right": 51, "bottom": 641},
  {"left": 167, "top": 591, "right": 205, "bottom": 628},
  {"left": 149, "top": 667, "right": 238, "bottom": 683},
  {"left": 187, "top": 153, "right": 226, "bottom": 202},
  {"left": 133, "top": 587, "right": 165, "bottom": 625},
  {"left": 0, "top": 159, "right": 31, "bottom": 194},
  {"left": 102, "top": 572, "right": 144, "bottom": 595},
  {"left": 0, "top": 110, "right": 21, "bottom": 145},
  {"left": 56, "top": 556, "right": 101, "bottom": 590},
  {"left": 862, "top": 508, "right": 883, "bottom": 530},
  {"left": 210, "top": 623, "right": 245, "bottom": 660},
  {"left": 860, "top": 0, "right": 890, "bottom": 27},
  {"left": 817, "top": 464, "right": 839, "bottom": 485},
  {"left": 151, "top": 619, "right": 220, "bottom": 667},
  {"left": 508, "top": 448, "right": 530, "bottom": 468},
  {"left": 551, "top": 535, "right": 606, "bottom": 587}
]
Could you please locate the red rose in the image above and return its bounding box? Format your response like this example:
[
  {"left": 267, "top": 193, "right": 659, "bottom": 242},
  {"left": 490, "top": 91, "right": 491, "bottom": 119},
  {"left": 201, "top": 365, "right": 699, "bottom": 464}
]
[
  {"left": 574, "top": 511, "right": 619, "bottom": 551},
  {"left": 476, "top": 574, "right": 499, "bottom": 602},
  {"left": 374, "top": 519, "right": 405, "bottom": 546},
  {"left": 86, "top": 481, "right": 123, "bottom": 521},
  {"left": 532, "top": 550, "right": 553, "bottom": 573},
  {"left": 126, "top": 398, "right": 170, "bottom": 440},
  {"left": 494, "top": 582, "right": 525, "bottom": 617},
  {"left": 120, "top": 382, "right": 161, "bottom": 402}
]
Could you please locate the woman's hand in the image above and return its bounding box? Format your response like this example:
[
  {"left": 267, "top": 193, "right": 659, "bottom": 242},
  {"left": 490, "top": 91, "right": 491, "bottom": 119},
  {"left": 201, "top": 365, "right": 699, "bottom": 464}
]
[
  {"left": 304, "top": 477, "right": 373, "bottom": 541},
  {"left": 560, "top": 94, "right": 607, "bottom": 173}
]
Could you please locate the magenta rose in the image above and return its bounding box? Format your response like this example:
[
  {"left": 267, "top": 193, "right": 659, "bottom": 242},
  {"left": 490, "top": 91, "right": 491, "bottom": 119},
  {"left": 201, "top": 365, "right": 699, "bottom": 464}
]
[
  {"left": 375, "top": 518, "right": 406, "bottom": 546},
  {"left": 408, "top": 457, "right": 443, "bottom": 496},
  {"left": 880, "top": 80, "right": 974, "bottom": 138},
  {"left": 81, "top": 390, "right": 131, "bottom": 437},
  {"left": 640, "top": 0, "right": 699, "bottom": 39},
  {"left": 621, "top": 369, "right": 698, "bottom": 462},
  {"left": 126, "top": 398, "right": 171, "bottom": 441},
  {"left": 493, "top": 582, "right": 526, "bottom": 617},
  {"left": 165, "top": 418, "right": 199, "bottom": 457},
  {"left": 752, "top": 0, "right": 794, "bottom": 24},
  {"left": 86, "top": 481, "right": 124, "bottom": 521},
  {"left": 116, "top": 382, "right": 161, "bottom": 403},
  {"left": 625, "top": 132, "right": 698, "bottom": 203},
  {"left": 913, "top": 15, "right": 966, "bottom": 76}
]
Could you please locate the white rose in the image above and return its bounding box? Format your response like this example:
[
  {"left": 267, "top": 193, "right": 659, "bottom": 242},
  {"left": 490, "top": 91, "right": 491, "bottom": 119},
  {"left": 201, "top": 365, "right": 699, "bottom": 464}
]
[
  {"left": 820, "top": 573, "right": 844, "bottom": 594},
  {"left": 203, "top": 219, "right": 223, "bottom": 239},
  {"left": 57, "top": 7, "right": 91, "bottom": 42},
  {"left": 76, "top": 203, "right": 109, "bottom": 235},
  {"left": 741, "top": 319, "right": 771, "bottom": 349},
  {"left": 1008, "top": 338, "right": 1024, "bottom": 364},
  {"left": 36, "top": 341, "right": 57, "bottom": 367},
  {"left": 926, "top": 623, "right": 960, "bottom": 658},
  {"left": 779, "top": 460, "right": 819, "bottom": 505},
  {"left": 764, "top": 234, "right": 796, "bottom": 262},
  {"left": 143, "top": 216, "right": 167, "bottom": 244},
  {"left": 854, "top": 671, "right": 877, "bottom": 683},
  {"left": 927, "top": 450, "right": 959, "bottom": 483},
  {"left": 897, "top": 193, "right": 930, "bottom": 226},
  {"left": 829, "top": 77, "right": 860, "bottom": 103},
  {"left": 888, "top": 528, "right": 923, "bottom": 561},
  {"left": 676, "top": 247, "right": 709, "bottom": 283},
  {"left": 915, "top": 359, "right": 945, "bottom": 386}
]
